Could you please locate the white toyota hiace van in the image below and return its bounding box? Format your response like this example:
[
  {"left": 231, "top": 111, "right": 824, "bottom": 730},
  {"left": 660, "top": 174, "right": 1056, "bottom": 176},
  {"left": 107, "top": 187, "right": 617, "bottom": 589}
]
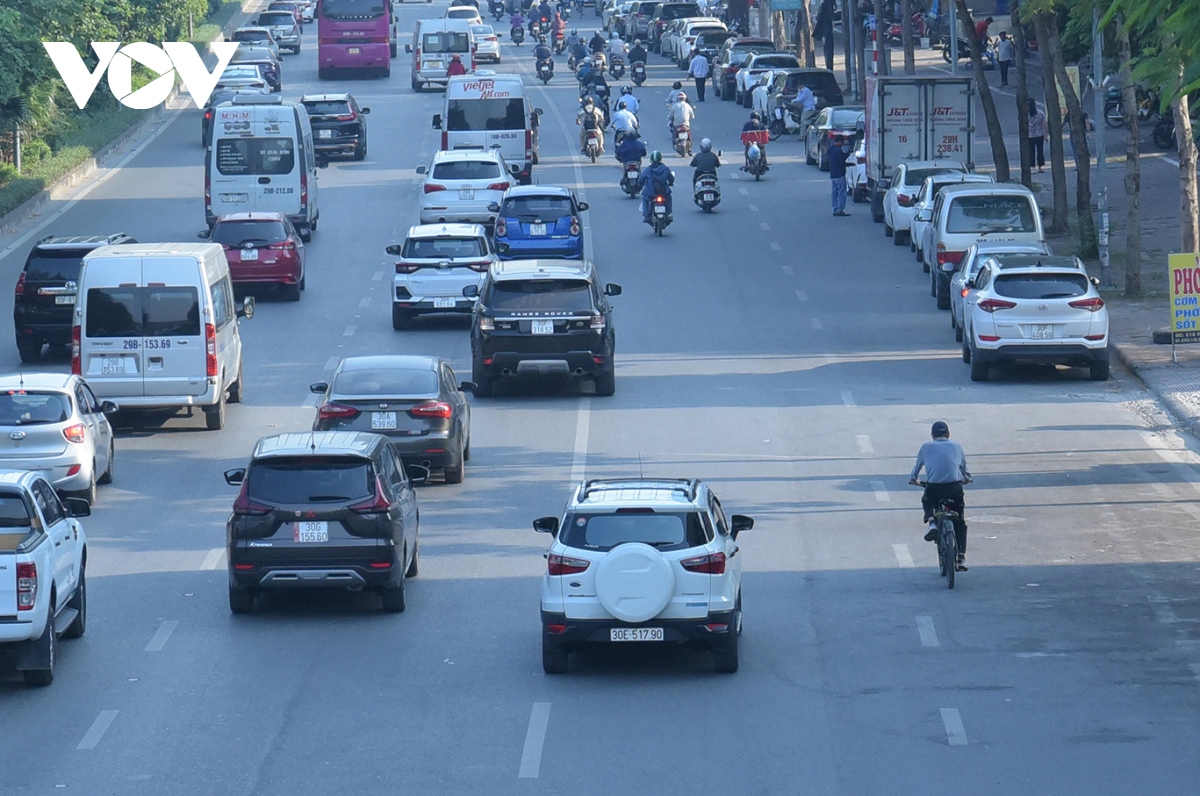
[
  {"left": 206, "top": 96, "right": 322, "bottom": 235},
  {"left": 73, "top": 243, "right": 254, "bottom": 431},
  {"left": 433, "top": 72, "right": 540, "bottom": 184},
  {"left": 407, "top": 19, "right": 476, "bottom": 92}
]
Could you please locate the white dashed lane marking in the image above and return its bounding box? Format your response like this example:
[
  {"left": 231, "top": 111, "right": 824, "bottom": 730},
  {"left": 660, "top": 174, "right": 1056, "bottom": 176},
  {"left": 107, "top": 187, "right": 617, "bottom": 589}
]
[
  {"left": 856, "top": 435, "right": 873, "bottom": 453},
  {"left": 781, "top": 264, "right": 793, "bottom": 274},
  {"left": 759, "top": 222, "right": 769, "bottom": 230},
  {"left": 940, "top": 708, "right": 968, "bottom": 746},
  {"left": 892, "top": 544, "right": 915, "bottom": 568},
  {"left": 840, "top": 390, "right": 856, "bottom": 406},
  {"left": 871, "top": 481, "right": 889, "bottom": 502},
  {"left": 324, "top": 356, "right": 339, "bottom": 371},
  {"left": 145, "top": 620, "right": 179, "bottom": 653},
  {"left": 373, "top": 270, "right": 385, "bottom": 281},
  {"left": 199, "top": 548, "right": 224, "bottom": 570},
  {"left": 518, "top": 702, "right": 552, "bottom": 778},
  {"left": 359, "top": 297, "right": 371, "bottom": 308},
  {"left": 810, "top": 318, "right": 822, "bottom": 330},
  {"left": 770, "top": 242, "right": 782, "bottom": 251},
  {"left": 916, "top": 615, "right": 939, "bottom": 647},
  {"left": 748, "top": 204, "right": 759, "bottom": 212},
  {"left": 77, "top": 711, "right": 118, "bottom": 750},
  {"left": 343, "top": 325, "right": 356, "bottom": 337},
  {"left": 795, "top": 290, "right": 808, "bottom": 301}
]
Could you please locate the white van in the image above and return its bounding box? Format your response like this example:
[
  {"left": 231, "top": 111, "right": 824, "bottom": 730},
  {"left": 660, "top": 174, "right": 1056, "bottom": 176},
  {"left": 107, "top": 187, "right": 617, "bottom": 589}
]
[
  {"left": 205, "top": 96, "right": 322, "bottom": 235},
  {"left": 407, "top": 19, "right": 476, "bottom": 92},
  {"left": 433, "top": 72, "right": 540, "bottom": 184},
  {"left": 73, "top": 244, "right": 254, "bottom": 431},
  {"left": 919, "top": 183, "right": 1045, "bottom": 273}
]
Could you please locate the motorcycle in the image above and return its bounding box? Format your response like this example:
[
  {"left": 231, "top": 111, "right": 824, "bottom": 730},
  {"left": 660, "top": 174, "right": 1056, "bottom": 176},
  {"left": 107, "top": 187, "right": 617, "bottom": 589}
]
[
  {"left": 553, "top": 30, "right": 566, "bottom": 54},
  {"left": 511, "top": 25, "right": 525, "bottom": 44},
  {"left": 883, "top": 13, "right": 926, "bottom": 44},
  {"left": 673, "top": 124, "right": 692, "bottom": 157},
  {"left": 741, "top": 129, "right": 769, "bottom": 180},
  {"left": 941, "top": 37, "right": 994, "bottom": 68},
  {"left": 609, "top": 54, "right": 626, "bottom": 79},
  {"left": 631, "top": 60, "right": 646, "bottom": 86},
  {"left": 591, "top": 52, "right": 607, "bottom": 75},
  {"left": 769, "top": 103, "right": 806, "bottom": 140},
  {"left": 1105, "top": 86, "right": 1160, "bottom": 129},
  {"left": 490, "top": 0, "right": 505, "bottom": 21},
  {"left": 585, "top": 127, "right": 602, "bottom": 162},
  {"left": 1153, "top": 115, "right": 1178, "bottom": 150},
  {"left": 620, "top": 160, "right": 642, "bottom": 198},
  {"left": 538, "top": 59, "right": 554, "bottom": 84},
  {"left": 693, "top": 173, "right": 720, "bottom": 212},
  {"left": 649, "top": 194, "right": 671, "bottom": 235}
]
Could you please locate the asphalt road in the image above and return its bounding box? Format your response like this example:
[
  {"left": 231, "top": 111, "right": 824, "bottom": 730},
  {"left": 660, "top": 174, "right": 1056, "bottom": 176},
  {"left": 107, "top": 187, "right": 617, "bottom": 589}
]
[{"left": 2, "top": 6, "right": 1200, "bottom": 794}]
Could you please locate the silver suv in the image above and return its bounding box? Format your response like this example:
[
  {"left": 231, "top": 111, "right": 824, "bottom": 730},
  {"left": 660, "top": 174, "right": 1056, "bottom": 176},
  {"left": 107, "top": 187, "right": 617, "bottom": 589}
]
[{"left": 535, "top": 478, "right": 753, "bottom": 673}]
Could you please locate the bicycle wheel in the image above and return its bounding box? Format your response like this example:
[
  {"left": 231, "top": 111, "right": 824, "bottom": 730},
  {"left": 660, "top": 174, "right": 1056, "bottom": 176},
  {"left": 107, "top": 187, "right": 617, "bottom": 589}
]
[{"left": 942, "top": 518, "right": 957, "bottom": 589}]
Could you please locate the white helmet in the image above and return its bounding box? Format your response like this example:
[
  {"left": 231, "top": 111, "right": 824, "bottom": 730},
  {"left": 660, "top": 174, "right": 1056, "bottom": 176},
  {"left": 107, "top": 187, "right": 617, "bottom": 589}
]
[{"left": 700, "top": 138, "right": 712, "bottom": 152}]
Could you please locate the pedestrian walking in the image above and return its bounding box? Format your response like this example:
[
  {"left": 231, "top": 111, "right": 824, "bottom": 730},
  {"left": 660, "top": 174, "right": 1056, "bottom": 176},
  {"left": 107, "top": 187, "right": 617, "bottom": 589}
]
[
  {"left": 828, "top": 135, "right": 850, "bottom": 216},
  {"left": 687, "top": 48, "right": 710, "bottom": 102},
  {"left": 996, "top": 31, "right": 1014, "bottom": 86},
  {"left": 1027, "top": 99, "right": 1047, "bottom": 173},
  {"left": 815, "top": 0, "right": 836, "bottom": 72}
]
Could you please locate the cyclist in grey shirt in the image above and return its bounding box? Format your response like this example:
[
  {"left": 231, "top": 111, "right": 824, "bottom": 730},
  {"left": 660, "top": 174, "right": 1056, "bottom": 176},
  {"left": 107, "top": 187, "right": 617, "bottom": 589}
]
[{"left": 909, "top": 421, "right": 972, "bottom": 570}]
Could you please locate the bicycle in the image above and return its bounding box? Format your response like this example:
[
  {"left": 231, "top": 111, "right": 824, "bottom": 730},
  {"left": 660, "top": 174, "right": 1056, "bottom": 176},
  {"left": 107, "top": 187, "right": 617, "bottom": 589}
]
[{"left": 915, "top": 480, "right": 969, "bottom": 589}]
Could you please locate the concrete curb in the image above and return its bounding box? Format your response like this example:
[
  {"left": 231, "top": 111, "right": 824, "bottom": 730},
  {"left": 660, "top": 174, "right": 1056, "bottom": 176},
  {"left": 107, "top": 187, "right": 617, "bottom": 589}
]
[
  {"left": 0, "top": 1, "right": 259, "bottom": 236},
  {"left": 1112, "top": 340, "right": 1200, "bottom": 438}
]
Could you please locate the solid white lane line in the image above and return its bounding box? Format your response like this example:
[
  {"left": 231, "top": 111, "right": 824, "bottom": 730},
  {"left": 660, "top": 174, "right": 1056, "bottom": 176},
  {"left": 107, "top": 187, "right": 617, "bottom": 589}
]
[
  {"left": 324, "top": 356, "right": 339, "bottom": 371},
  {"left": 810, "top": 318, "right": 822, "bottom": 330},
  {"left": 892, "top": 544, "right": 915, "bottom": 568},
  {"left": 199, "top": 548, "right": 224, "bottom": 571},
  {"left": 518, "top": 702, "right": 552, "bottom": 779},
  {"left": 145, "top": 620, "right": 179, "bottom": 653},
  {"left": 940, "top": 708, "right": 968, "bottom": 746},
  {"left": 856, "top": 435, "right": 873, "bottom": 454},
  {"left": 358, "top": 296, "right": 371, "bottom": 308},
  {"left": 916, "top": 615, "right": 939, "bottom": 647},
  {"left": 770, "top": 242, "right": 782, "bottom": 251},
  {"left": 372, "top": 270, "right": 385, "bottom": 281},
  {"left": 781, "top": 264, "right": 793, "bottom": 274},
  {"left": 76, "top": 710, "right": 119, "bottom": 750},
  {"left": 759, "top": 222, "right": 770, "bottom": 230},
  {"left": 871, "top": 481, "right": 889, "bottom": 502},
  {"left": 840, "top": 390, "right": 856, "bottom": 406},
  {"left": 749, "top": 204, "right": 759, "bottom": 212},
  {"left": 570, "top": 397, "right": 591, "bottom": 485},
  {"left": 795, "top": 290, "right": 808, "bottom": 301},
  {"left": 343, "top": 325, "right": 356, "bottom": 337}
]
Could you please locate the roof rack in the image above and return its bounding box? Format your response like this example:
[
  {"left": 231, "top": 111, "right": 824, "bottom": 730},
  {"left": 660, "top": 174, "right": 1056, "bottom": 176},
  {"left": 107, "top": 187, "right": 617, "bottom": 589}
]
[{"left": 578, "top": 478, "right": 698, "bottom": 502}]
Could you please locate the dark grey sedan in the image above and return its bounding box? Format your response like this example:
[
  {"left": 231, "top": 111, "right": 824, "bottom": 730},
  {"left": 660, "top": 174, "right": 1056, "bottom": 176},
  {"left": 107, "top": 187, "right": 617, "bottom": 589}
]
[{"left": 311, "top": 355, "right": 474, "bottom": 484}]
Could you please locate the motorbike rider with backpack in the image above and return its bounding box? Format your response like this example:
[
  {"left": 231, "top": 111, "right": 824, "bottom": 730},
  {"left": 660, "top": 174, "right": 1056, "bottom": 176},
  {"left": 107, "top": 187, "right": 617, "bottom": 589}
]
[
  {"left": 577, "top": 96, "right": 606, "bottom": 155},
  {"left": 636, "top": 150, "right": 675, "bottom": 223}
]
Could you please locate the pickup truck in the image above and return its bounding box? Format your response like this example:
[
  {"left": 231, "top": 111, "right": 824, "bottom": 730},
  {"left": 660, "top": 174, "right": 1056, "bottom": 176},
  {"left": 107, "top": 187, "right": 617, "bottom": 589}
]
[{"left": 0, "top": 470, "right": 89, "bottom": 686}]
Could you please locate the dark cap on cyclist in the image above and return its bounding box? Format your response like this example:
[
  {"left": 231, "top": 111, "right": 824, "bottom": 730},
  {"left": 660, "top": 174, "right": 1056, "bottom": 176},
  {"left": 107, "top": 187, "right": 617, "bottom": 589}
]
[{"left": 931, "top": 421, "right": 950, "bottom": 439}]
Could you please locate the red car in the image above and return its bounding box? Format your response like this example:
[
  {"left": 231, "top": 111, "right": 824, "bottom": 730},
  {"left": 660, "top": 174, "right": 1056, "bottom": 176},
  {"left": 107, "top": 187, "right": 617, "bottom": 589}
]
[{"left": 202, "top": 212, "right": 306, "bottom": 301}]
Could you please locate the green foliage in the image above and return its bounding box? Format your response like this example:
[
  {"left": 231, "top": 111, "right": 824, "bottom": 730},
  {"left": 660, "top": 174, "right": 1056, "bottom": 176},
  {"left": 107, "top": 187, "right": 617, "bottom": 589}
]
[
  {"left": 22, "top": 140, "right": 51, "bottom": 162},
  {"left": 0, "top": 163, "right": 17, "bottom": 188},
  {"left": 1104, "top": 0, "right": 1200, "bottom": 100}
]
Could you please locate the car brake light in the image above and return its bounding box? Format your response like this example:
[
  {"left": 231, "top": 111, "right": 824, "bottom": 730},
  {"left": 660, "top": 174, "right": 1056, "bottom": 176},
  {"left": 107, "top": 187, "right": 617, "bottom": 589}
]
[
  {"left": 479, "top": 315, "right": 495, "bottom": 331},
  {"left": 299, "top": 169, "right": 307, "bottom": 210},
  {"left": 336, "top": 112, "right": 357, "bottom": 121},
  {"left": 16, "top": 562, "right": 36, "bottom": 610},
  {"left": 897, "top": 194, "right": 912, "bottom": 207},
  {"left": 977, "top": 298, "right": 1017, "bottom": 313},
  {"left": 14, "top": 272, "right": 25, "bottom": 297},
  {"left": 570, "top": 216, "right": 581, "bottom": 235},
  {"left": 205, "top": 323, "right": 217, "bottom": 377},
  {"left": 318, "top": 403, "right": 361, "bottom": 420},
  {"left": 936, "top": 246, "right": 964, "bottom": 266},
  {"left": 71, "top": 324, "right": 80, "bottom": 375},
  {"left": 977, "top": 334, "right": 1001, "bottom": 342},
  {"left": 466, "top": 260, "right": 490, "bottom": 273},
  {"left": 442, "top": 130, "right": 448, "bottom": 150},
  {"left": 1069, "top": 297, "right": 1105, "bottom": 312},
  {"left": 1085, "top": 333, "right": 1107, "bottom": 340},
  {"left": 590, "top": 312, "right": 605, "bottom": 330},
  {"left": 409, "top": 401, "right": 453, "bottom": 419},
  {"left": 495, "top": 218, "right": 507, "bottom": 236},
  {"left": 62, "top": 423, "right": 86, "bottom": 444},
  {"left": 232, "top": 480, "right": 272, "bottom": 516},
  {"left": 269, "top": 240, "right": 297, "bottom": 251},
  {"left": 349, "top": 477, "right": 392, "bottom": 515},
  {"left": 424, "top": 183, "right": 447, "bottom": 193},
  {"left": 395, "top": 261, "right": 421, "bottom": 274},
  {"left": 547, "top": 553, "right": 590, "bottom": 575},
  {"left": 681, "top": 551, "right": 726, "bottom": 574},
  {"left": 486, "top": 182, "right": 511, "bottom": 191}
]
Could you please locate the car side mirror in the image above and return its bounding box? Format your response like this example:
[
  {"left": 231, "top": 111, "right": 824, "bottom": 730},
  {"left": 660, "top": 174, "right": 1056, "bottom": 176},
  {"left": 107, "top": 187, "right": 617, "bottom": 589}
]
[
  {"left": 1091, "top": 276, "right": 1101, "bottom": 287},
  {"left": 915, "top": 210, "right": 932, "bottom": 222},
  {"left": 604, "top": 283, "right": 621, "bottom": 296},
  {"left": 63, "top": 496, "right": 91, "bottom": 517},
  {"left": 462, "top": 284, "right": 480, "bottom": 298},
  {"left": 458, "top": 380, "right": 478, "bottom": 393},
  {"left": 416, "top": 165, "right": 428, "bottom": 175},
  {"left": 315, "top": 153, "right": 330, "bottom": 168},
  {"left": 879, "top": 178, "right": 891, "bottom": 189},
  {"left": 432, "top": 114, "right": 442, "bottom": 128},
  {"left": 487, "top": 201, "right": 500, "bottom": 212},
  {"left": 197, "top": 230, "right": 210, "bottom": 239},
  {"left": 577, "top": 201, "right": 589, "bottom": 211},
  {"left": 386, "top": 243, "right": 403, "bottom": 255},
  {"left": 730, "top": 514, "right": 753, "bottom": 538},
  {"left": 224, "top": 468, "right": 246, "bottom": 486},
  {"left": 299, "top": 227, "right": 312, "bottom": 242},
  {"left": 237, "top": 296, "right": 255, "bottom": 319},
  {"left": 533, "top": 516, "right": 560, "bottom": 535},
  {"left": 535, "top": 107, "right": 544, "bottom": 115},
  {"left": 361, "top": 107, "right": 371, "bottom": 114},
  {"left": 406, "top": 464, "right": 430, "bottom": 485},
  {"left": 100, "top": 400, "right": 119, "bottom": 414},
  {"left": 309, "top": 381, "right": 328, "bottom": 394},
  {"left": 509, "top": 163, "right": 521, "bottom": 175}
]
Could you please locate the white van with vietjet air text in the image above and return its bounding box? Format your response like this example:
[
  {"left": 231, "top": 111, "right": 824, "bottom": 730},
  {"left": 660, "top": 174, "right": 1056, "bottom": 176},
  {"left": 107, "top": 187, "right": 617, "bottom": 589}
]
[
  {"left": 433, "top": 72, "right": 540, "bottom": 185},
  {"left": 206, "top": 96, "right": 323, "bottom": 236},
  {"left": 73, "top": 244, "right": 254, "bottom": 431}
]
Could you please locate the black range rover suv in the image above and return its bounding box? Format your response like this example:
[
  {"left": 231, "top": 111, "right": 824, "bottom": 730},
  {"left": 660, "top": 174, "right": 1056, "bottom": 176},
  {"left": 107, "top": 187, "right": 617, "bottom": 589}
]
[{"left": 466, "top": 260, "right": 621, "bottom": 397}]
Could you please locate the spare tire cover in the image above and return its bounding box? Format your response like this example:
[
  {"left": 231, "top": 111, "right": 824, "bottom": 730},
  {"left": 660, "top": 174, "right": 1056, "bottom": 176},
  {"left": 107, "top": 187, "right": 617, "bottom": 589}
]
[{"left": 594, "top": 543, "right": 675, "bottom": 623}]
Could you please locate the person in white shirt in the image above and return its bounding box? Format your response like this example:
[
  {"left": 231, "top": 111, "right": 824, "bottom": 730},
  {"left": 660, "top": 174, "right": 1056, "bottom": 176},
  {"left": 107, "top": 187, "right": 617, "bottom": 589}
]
[
  {"left": 607, "top": 31, "right": 627, "bottom": 58},
  {"left": 687, "top": 48, "right": 710, "bottom": 102},
  {"left": 792, "top": 82, "right": 817, "bottom": 129},
  {"left": 667, "top": 92, "right": 694, "bottom": 141},
  {"left": 665, "top": 81, "right": 685, "bottom": 106},
  {"left": 996, "top": 31, "right": 1014, "bottom": 86},
  {"left": 611, "top": 105, "right": 639, "bottom": 135},
  {"left": 615, "top": 86, "right": 640, "bottom": 114}
]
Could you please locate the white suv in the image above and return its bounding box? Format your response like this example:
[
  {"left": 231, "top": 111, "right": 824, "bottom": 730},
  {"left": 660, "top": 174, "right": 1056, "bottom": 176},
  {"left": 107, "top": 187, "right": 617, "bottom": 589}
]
[
  {"left": 387, "top": 224, "right": 496, "bottom": 329},
  {"left": 962, "top": 254, "right": 1109, "bottom": 382},
  {"left": 535, "top": 478, "right": 753, "bottom": 674}
]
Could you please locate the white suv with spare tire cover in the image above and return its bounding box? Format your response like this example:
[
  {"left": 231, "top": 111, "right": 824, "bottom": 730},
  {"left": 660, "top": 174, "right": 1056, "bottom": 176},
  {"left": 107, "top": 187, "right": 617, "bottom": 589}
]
[{"left": 535, "top": 478, "right": 753, "bottom": 674}]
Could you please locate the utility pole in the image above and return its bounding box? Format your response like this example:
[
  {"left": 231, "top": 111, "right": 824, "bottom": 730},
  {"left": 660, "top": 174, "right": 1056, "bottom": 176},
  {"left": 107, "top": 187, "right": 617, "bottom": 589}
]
[
  {"left": 1093, "top": 8, "right": 1111, "bottom": 287},
  {"left": 949, "top": 0, "right": 958, "bottom": 74}
]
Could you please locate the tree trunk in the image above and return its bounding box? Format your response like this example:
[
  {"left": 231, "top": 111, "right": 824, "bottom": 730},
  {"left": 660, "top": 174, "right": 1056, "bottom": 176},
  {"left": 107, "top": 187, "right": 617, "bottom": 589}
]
[
  {"left": 771, "top": 11, "right": 787, "bottom": 49},
  {"left": 1116, "top": 20, "right": 1140, "bottom": 294},
  {"left": 795, "top": 1, "right": 815, "bottom": 67},
  {"left": 1176, "top": 85, "right": 1200, "bottom": 252},
  {"left": 1012, "top": 0, "right": 1031, "bottom": 188},
  {"left": 1034, "top": 12, "right": 1068, "bottom": 233},
  {"left": 842, "top": 0, "right": 856, "bottom": 98},
  {"left": 901, "top": 0, "right": 915, "bottom": 74},
  {"left": 873, "top": 0, "right": 887, "bottom": 75},
  {"left": 955, "top": 0, "right": 1009, "bottom": 182},
  {"left": 1043, "top": 11, "right": 1096, "bottom": 258}
]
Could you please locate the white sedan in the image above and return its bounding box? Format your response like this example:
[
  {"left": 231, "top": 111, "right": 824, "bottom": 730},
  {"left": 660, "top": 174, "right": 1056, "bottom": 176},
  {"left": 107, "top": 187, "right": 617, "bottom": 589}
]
[
  {"left": 471, "top": 25, "right": 501, "bottom": 62},
  {"left": 735, "top": 52, "right": 799, "bottom": 106},
  {"left": 418, "top": 149, "right": 517, "bottom": 226},
  {"left": 882, "top": 160, "right": 966, "bottom": 245}
]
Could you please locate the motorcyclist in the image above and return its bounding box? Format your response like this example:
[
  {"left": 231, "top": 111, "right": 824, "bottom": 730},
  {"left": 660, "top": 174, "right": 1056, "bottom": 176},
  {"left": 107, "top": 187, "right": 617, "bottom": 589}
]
[
  {"left": 615, "top": 85, "right": 640, "bottom": 114},
  {"left": 533, "top": 36, "right": 554, "bottom": 64},
  {"left": 589, "top": 30, "right": 607, "bottom": 53},
  {"left": 510, "top": 12, "right": 526, "bottom": 37},
  {"left": 607, "top": 30, "right": 628, "bottom": 58},
  {"left": 741, "top": 111, "right": 769, "bottom": 170},
  {"left": 551, "top": 12, "right": 565, "bottom": 38},
  {"left": 791, "top": 81, "right": 818, "bottom": 130},
  {"left": 667, "top": 90, "right": 694, "bottom": 140},
  {"left": 611, "top": 103, "right": 639, "bottom": 145},
  {"left": 689, "top": 137, "right": 720, "bottom": 184},
  {"left": 569, "top": 37, "right": 589, "bottom": 70},
  {"left": 636, "top": 150, "right": 675, "bottom": 222},
  {"left": 615, "top": 129, "right": 647, "bottom": 165},
  {"left": 446, "top": 53, "right": 468, "bottom": 76},
  {"left": 666, "top": 80, "right": 686, "bottom": 106},
  {"left": 581, "top": 71, "right": 610, "bottom": 113},
  {"left": 909, "top": 420, "right": 972, "bottom": 572},
  {"left": 628, "top": 39, "right": 649, "bottom": 65},
  {"left": 576, "top": 96, "right": 606, "bottom": 154},
  {"left": 566, "top": 28, "right": 583, "bottom": 50}
]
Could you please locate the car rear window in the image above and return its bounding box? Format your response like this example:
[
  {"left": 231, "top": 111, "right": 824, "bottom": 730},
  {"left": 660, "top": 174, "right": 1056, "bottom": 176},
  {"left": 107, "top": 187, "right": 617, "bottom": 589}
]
[
  {"left": 332, "top": 368, "right": 438, "bottom": 397},
  {"left": 906, "top": 167, "right": 962, "bottom": 187},
  {"left": 247, "top": 457, "right": 373, "bottom": 504},
  {"left": 432, "top": 160, "right": 503, "bottom": 180},
  {"left": 303, "top": 101, "right": 352, "bottom": 117},
  {"left": 257, "top": 12, "right": 295, "bottom": 26},
  {"left": 446, "top": 98, "right": 526, "bottom": 131},
  {"left": 500, "top": 196, "right": 572, "bottom": 219},
  {"left": 829, "top": 108, "right": 863, "bottom": 128},
  {"left": 221, "top": 65, "right": 266, "bottom": 81},
  {"left": 25, "top": 251, "right": 87, "bottom": 281},
  {"left": 215, "top": 137, "right": 295, "bottom": 176},
  {"left": 755, "top": 55, "right": 799, "bottom": 68},
  {"left": 422, "top": 32, "right": 471, "bottom": 53},
  {"left": 0, "top": 392, "right": 71, "bottom": 426},
  {"left": 992, "top": 273, "right": 1089, "bottom": 300},
  {"left": 947, "top": 196, "right": 1038, "bottom": 234},
  {"left": 402, "top": 236, "right": 486, "bottom": 258},
  {"left": 232, "top": 30, "right": 271, "bottom": 43},
  {"left": 212, "top": 220, "right": 289, "bottom": 246},
  {"left": 559, "top": 511, "right": 708, "bottom": 552},
  {"left": 696, "top": 32, "right": 734, "bottom": 46},
  {"left": 487, "top": 279, "right": 593, "bottom": 311},
  {"left": 85, "top": 287, "right": 200, "bottom": 338},
  {"left": 472, "top": 25, "right": 494, "bottom": 36},
  {"left": 447, "top": 7, "right": 477, "bottom": 17},
  {"left": 0, "top": 494, "right": 31, "bottom": 529},
  {"left": 660, "top": 4, "right": 701, "bottom": 20}
]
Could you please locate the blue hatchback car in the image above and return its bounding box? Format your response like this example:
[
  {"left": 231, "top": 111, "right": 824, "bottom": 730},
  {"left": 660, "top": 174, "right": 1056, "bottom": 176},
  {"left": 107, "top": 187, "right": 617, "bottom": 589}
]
[{"left": 491, "top": 185, "right": 588, "bottom": 260}]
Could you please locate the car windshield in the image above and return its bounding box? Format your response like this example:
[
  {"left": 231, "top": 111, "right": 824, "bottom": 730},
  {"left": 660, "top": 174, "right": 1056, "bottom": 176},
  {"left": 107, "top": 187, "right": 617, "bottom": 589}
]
[
  {"left": 992, "top": 273, "right": 1090, "bottom": 300},
  {"left": 215, "top": 138, "right": 295, "bottom": 176},
  {"left": 0, "top": 392, "right": 71, "bottom": 426},
  {"left": 907, "top": 167, "right": 962, "bottom": 187},
  {"left": 501, "top": 196, "right": 572, "bottom": 219},
  {"left": 303, "top": 101, "right": 351, "bottom": 117},
  {"left": 332, "top": 368, "right": 439, "bottom": 398},
  {"left": 247, "top": 457, "right": 373, "bottom": 504},
  {"left": 432, "top": 160, "right": 503, "bottom": 180},
  {"left": 487, "top": 279, "right": 593, "bottom": 311},
  {"left": 211, "top": 220, "right": 289, "bottom": 247},
  {"left": 946, "top": 196, "right": 1038, "bottom": 234},
  {"left": 0, "top": 494, "right": 31, "bottom": 529},
  {"left": 402, "top": 236, "right": 486, "bottom": 258},
  {"left": 422, "top": 32, "right": 471, "bottom": 53},
  {"left": 446, "top": 98, "right": 526, "bottom": 131},
  {"left": 25, "top": 250, "right": 86, "bottom": 281},
  {"left": 559, "top": 511, "right": 707, "bottom": 552}
]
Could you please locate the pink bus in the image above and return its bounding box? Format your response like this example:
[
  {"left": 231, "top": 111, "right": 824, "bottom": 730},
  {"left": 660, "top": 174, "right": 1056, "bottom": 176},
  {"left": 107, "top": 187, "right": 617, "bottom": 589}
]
[{"left": 316, "top": 0, "right": 398, "bottom": 79}]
